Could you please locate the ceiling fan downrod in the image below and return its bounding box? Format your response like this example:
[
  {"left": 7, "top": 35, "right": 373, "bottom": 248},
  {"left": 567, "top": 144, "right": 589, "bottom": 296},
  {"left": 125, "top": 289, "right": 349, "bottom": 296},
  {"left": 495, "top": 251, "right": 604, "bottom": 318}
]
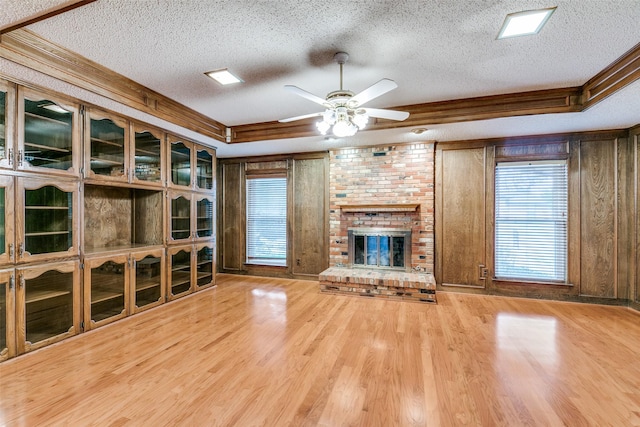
[{"left": 334, "top": 52, "right": 349, "bottom": 91}]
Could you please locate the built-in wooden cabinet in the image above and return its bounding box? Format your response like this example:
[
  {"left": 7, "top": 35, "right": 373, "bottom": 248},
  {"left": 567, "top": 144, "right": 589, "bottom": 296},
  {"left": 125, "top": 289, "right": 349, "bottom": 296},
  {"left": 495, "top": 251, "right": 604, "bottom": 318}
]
[
  {"left": 14, "top": 87, "right": 81, "bottom": 177},
  {"left": 85, "top": 109, "right": 129, "bottom": 182},
  {"left": 84, "top": 254, "right": 128, "bottom": 329},
  {"left": 132, "top": 124, "right": 164, "bottom": 187},
  {"left": 83, "top": 249, "right": 166, "bottom": 331},
  {"left": 0, "top": 268, "right": 16, "bottom": 361},
  {"left": 130, "top": 249, "right": 165, "bottom": 313},
  {"left": 16, "top": 260, "right": 81, "bottom": 354},
  {"left": 0, "top": 81, "right": 16, "bottom": 171},
  {"left": 168, "top": 134, "right": 215, "bottom": 191},
  {"left": 168, "top": 191, "right": 215, "bottom": 243},
  {"left": 195, "top": 241, "right": 215, "bottom": 290},
  {"left": 0, "top": 79, "right": 216, "bottom": 363},
  {"left": 168, "top": 245, "right": 193, "bottom": 300},
  {"left": 18, "top": 178, "right": 80, "bottom": 262}
]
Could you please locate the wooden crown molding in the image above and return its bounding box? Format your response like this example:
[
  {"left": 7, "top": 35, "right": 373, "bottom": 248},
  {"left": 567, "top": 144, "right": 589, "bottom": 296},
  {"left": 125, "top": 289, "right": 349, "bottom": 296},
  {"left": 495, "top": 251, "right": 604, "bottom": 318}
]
[
  {"left": 0, "top": 0, "right": 97, "bottom": 35},
  {"left": 0, "top": 29, "right": 226, "bottom": 142},
  {"left": 0, "top": 26, "right": 638, "bottom": 145},
  {"left": 229, "top": 86, "right": 582, "bottom": 143}
]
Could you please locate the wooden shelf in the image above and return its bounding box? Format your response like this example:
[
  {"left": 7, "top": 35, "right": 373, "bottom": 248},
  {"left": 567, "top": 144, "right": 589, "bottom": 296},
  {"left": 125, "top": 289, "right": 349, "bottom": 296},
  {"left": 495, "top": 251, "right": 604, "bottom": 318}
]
[
  {"left": 135, "top": 147, "right": 159, "bottom": 156},
  {"left": 24, "top": 142, "right": 71, "bottom": 153},
  {"left": 90, "top": 157, "right": 122, "bottom": 165},
  {"left": 135, "top": 277, "right": 161, "bottom": 292},
  {"left": 26, "top": 205, "right": 69, "bottom": 210},
  {"left": 26, "top": 289, "right": 70, "bottom": 304},
  {"left": 91, "top": 289, "right": 124, "bottom": 304},
  {"left": 171, "top": 264, "right": 190, "bottom": 272},
  {"left": 91, "top": 137, "right": 123, "bottom": 147},
  {"left": 25, "top": 230, "right": 69, "bottom": 237},
  {"left": 25, "top": 112, "right": 69, "bottom": 126},
  {"left": 339, "top": 203, "right": 420, "bottom": 213}
]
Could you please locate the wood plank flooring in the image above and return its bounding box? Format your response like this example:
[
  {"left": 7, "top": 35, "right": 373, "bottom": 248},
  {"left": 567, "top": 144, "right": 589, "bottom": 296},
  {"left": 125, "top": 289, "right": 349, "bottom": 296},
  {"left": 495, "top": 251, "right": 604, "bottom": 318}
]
[{"left": 1, "top": 274, "right": 640, "bottom": 426}]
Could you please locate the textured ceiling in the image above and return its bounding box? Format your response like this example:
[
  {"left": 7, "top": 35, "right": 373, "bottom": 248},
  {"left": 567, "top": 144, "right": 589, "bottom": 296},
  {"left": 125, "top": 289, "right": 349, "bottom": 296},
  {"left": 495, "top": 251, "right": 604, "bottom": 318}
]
[{"left": 2, "top": 0, "right": 640, "bottom": 157}]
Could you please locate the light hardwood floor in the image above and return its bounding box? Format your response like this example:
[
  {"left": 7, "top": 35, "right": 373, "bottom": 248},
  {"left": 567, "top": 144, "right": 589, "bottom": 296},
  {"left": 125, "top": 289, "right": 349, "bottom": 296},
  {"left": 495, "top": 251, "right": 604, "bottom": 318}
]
[{"left": 1, "top": 274, "right": 640, "bottom": 426}]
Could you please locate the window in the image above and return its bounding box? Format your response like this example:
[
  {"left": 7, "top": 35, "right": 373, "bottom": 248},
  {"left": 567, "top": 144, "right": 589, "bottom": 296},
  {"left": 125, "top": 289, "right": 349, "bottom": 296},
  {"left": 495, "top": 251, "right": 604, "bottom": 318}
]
[
  {"left": 246, "top": 176, "right": 287, "bottom": 266},
  {"left": 495, "top": 161, "right": 567, "bottom": 282}
]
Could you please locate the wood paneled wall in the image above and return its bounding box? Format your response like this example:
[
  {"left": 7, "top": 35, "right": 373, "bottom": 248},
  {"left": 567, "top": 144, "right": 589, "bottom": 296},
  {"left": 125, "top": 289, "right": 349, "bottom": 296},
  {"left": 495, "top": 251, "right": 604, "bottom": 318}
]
[
  {"left": 217, "top": 152, "right": 329, "bottom": 280},
  {"left": 436, "top": 130, "right": 635, "bottom": 305}
]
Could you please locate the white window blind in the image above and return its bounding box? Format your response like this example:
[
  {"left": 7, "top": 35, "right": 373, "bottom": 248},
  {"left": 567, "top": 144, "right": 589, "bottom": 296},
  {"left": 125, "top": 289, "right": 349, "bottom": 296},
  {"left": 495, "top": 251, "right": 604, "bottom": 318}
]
[
  {"left": 495, "top": 161, "right": 567, "bottom": 282},
  {"left": 246, "top": 176, "right": 287, "bottom": 266}
]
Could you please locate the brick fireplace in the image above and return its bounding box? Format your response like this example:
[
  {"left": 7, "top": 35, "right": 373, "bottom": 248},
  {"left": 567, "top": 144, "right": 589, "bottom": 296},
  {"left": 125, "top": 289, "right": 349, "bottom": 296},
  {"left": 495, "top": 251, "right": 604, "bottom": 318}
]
[{"left": 320, "top": 142, "right": 436, "bottom": 302}]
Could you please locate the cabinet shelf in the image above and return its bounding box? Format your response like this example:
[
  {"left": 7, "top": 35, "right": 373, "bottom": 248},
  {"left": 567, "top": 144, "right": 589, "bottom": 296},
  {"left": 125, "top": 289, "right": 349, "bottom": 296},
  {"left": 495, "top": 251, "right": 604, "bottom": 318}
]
[
  {"left": 171, "top": 264, "right": 190, "bottom": 272},
  {"left": 25, "top": 206, "right": 69, "bottom": 210},
  {"left": 91, "top": 137, "right": 124, "bottom": 148},
  {"left": 196, "top": 260, "right": 212, "bottom": 266},
  {"left": 91, "top": 289, "right": 124, "bottom": 304},
  {"left": 90, "top": 157, "right": 122, "bottom": 165},
  {"left": 196, "top": 272, "right": 212, "bottom": 280},
  {"left": 24, "top": 142, "right": 71, "bottom": 153},
  {"left": 135, "top": 148, "right": 159, "bottom": 156},
  {"left": 26, "top": 289, "right": 71, "bottom": 304},
  {"left": 25, "top": 112, "right": 70, "bottom": 126},
  {"left": 25, "top": 231, "right": 69, "bottom": 237},
  {"left": 172, "top": 216, "right": 190, "bottom": 220},
  {"left": 136, "top": 278, "right": 161, "bottom": 292},
  {"left": 170, "top": 149, "right": 190, "bottom": 158}
]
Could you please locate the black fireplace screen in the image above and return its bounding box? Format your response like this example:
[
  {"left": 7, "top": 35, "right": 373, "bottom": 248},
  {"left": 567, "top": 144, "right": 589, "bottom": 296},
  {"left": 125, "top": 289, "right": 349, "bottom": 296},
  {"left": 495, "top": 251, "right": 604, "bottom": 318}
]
[{"left": 348, "top": 228, "right": 411, "bottom": 271}]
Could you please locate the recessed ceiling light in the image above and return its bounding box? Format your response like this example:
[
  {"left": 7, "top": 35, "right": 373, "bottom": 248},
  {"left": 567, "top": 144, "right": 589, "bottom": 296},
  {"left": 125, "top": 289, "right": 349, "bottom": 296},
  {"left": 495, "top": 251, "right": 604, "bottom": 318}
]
[
  {"left": 204, "top": 68, "right": 244, "bottom": 85},
  {"left": 411, "top": 128, "right": 428, "bottom": 135},
  {"left": 497, "top": 7, "right": 556, "bottom": 39}
]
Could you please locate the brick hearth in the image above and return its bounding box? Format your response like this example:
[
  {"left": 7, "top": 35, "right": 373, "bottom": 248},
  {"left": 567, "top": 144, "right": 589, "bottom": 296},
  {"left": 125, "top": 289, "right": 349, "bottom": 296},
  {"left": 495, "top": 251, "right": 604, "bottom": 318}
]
[{"left": 319, "top": 267, "right": 436, "bottom": 303}]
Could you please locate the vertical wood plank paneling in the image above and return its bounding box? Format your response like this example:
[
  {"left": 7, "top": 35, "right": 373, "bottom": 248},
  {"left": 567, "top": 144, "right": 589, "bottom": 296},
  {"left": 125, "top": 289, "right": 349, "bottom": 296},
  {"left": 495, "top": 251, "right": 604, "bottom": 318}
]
[
  {"left": 568, "top": 140, "right": 581, "bottom": 289},
  {"left": 437, "top": 147, "right": 486, "bottom": 287},
  {"left": 580, "top": 139, "right": 617, "bottom": 298},
  {"left": 616, "top": 137, "right": 632, "bottom": 301},
  {"left": 221, "top": 163, "right": 244, "bottom": 271},
  {"left": 634, "top": 129, "right": 640, "bottom": 303},
  {"left": 291, "top": 157, "right": 328, "bottom": 277}
]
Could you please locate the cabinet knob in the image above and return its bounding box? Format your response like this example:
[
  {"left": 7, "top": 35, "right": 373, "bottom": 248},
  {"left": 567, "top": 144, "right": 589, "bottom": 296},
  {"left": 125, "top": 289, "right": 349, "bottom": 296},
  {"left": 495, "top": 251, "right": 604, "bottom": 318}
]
[
  {"left": 7, "top": 148, "right": 12, "bottom": 166},
  {"left": 17, "top": 150, "right": 23, "bottom": 166},
  {"left": 8, "top": 243, "right": 14, "bottom": 260},
  {"left": 18, "top": 242, "right": 24, "bottom": 258}
]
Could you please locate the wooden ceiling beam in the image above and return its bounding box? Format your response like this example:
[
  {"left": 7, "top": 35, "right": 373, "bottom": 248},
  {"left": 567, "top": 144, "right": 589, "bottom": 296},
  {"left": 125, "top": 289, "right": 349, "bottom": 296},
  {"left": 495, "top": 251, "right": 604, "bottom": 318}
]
[{"left": 0, "top": 0, "right": 98, "bottom": 35}]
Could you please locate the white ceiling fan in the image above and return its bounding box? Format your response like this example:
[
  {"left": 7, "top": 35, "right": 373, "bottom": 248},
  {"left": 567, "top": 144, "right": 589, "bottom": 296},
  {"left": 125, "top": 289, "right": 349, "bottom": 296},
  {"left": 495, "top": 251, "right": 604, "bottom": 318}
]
[{"left": 279, "top": 52, "right": 409, "bottom": 137}]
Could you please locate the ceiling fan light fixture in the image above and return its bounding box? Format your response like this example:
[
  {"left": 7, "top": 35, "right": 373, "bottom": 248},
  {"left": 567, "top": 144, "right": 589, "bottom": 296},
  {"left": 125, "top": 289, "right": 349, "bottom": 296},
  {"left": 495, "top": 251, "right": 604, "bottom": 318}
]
[
  {"left": 316, "top": 120, "right": 331, "bottom": 135},
  {"left": 352, "top": 110, "right": 369, "bottom": 130},
  {"left": 332, "top": 119, "right": 357, "bottom": 137}
]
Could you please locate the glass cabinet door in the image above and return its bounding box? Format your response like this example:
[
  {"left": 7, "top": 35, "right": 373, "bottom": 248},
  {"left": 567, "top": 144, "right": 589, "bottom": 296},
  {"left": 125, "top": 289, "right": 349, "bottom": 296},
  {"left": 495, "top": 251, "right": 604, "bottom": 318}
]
[
  {"left": 87, "top": 112, "right": 128, "bottom": 180},
  {"left": 195, "top": 243, "right": 214, "bottom": 290},
  {"left": 195, "top": 146, "right": 214, "bottom": 191},
  {"left": 19, "top": 88, "right": 80, "bottom": 176},
  {"left": 169, "top": 136, "right": 192, "bottom": 188},
  {"left": 0, "top": 269, "right": 15, "bottom": 361},
  {"left": 0, "top": 82, "right": 15, "bottom": 170},
  {"left": 132, "top": 125, "right": 163, "bottom": 185},
  {"left": 170, "top": 192, "right": 192, "bottom": 242},
  {"left": 0, "top": 175, "right": 14, "bottom": 265},
  {"left": 17, "top": 178, "right": 79, "bottom": 262},
  {"left": 131, "top": 250, "right": 164, "bottom": 313},
  {"left": 168, "top": 246, "right": 192, "bottom": 300},
  {"left": 84, "top": 255, "right": 128, "bottom": 329},
  {"left": 195, "top": 195, "right": 214, "bottom": 240},
  {"left": 17, "top": 260, "right": 79, "bottom": 353}
]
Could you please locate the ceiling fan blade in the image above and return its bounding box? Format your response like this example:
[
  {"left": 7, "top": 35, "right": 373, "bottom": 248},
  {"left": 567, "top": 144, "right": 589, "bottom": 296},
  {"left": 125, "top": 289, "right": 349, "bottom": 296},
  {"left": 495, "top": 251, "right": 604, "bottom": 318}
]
[
  {"left": 363, "top": 108, "right": 410, "bottom": 121},
  {"left": 278, "top": 112, "right": 324, "bottom": 123},
  {"left": 350, "top": 78, "right": 398, "bottom": 107},
  {"left": 284, "top": 85, "right": 331, "bottom": 108}
]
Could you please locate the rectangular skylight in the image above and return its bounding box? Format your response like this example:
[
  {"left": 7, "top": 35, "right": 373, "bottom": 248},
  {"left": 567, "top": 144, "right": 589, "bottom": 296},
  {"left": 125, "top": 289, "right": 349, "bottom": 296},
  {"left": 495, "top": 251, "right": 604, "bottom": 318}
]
[
  {"left": 497, "top": 7, "right": 556, "bottom": 39},
  {"left": 205, "top": 68, "right": 244, "bottom": 85}
]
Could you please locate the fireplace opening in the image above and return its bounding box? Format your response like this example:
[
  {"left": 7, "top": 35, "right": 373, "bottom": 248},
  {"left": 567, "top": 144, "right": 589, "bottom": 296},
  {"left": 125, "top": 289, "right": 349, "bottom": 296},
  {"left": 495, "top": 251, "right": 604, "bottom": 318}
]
[{"left": 348, "top": 228, "right": 411, "bottom": 271}]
